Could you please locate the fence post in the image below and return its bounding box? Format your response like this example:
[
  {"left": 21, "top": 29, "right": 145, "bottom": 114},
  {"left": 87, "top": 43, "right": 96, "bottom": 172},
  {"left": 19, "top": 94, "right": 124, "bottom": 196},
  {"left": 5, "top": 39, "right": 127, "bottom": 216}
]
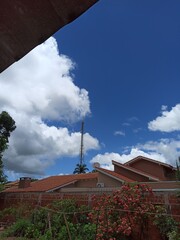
[{"left": 63, "top": 213, "right": 72, "bottom": 240}]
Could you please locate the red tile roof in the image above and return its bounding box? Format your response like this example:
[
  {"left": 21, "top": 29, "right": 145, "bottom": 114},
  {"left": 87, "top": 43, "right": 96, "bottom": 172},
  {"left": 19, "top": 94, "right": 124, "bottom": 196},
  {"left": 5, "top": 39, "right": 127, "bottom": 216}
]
[
  {"left": 112, "top": 160, "right": 159, "bottom": 181},
  {"left": 4, "top": 180, "right": 19, "bottom": 189},
  {"left": 3, "top": 173, "right": 98, "bottom": 193},
  {"left": 96, "top": 167, "right": 134, "bottom": 182}
]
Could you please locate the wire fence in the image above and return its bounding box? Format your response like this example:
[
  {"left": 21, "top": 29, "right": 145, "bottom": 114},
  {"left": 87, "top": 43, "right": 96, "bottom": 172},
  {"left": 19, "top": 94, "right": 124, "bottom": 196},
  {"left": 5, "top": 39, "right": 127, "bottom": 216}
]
[
  {"left": 0, "top": 195, "right": 179, "bottom": 240},
  {"left": 28, "top": 205, "right": 180, "bottom": 240}
]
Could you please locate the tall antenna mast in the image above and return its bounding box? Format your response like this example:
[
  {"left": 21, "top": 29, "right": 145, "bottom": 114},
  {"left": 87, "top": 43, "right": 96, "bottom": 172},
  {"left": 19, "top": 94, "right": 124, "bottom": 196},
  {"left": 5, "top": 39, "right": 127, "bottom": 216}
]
[
  {"left": 73, "top": 120, "right": 89, "bottom": 174},
  {"left": 80, "top": 120, "right": 84, "bottom": 165}
]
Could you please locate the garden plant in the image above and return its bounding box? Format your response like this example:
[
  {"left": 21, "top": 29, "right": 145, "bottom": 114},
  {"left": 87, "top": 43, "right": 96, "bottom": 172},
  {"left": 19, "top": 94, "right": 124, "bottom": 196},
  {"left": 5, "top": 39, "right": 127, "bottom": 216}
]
[{"left": 0, "top": 183, "right": 179, "bottom": 240}]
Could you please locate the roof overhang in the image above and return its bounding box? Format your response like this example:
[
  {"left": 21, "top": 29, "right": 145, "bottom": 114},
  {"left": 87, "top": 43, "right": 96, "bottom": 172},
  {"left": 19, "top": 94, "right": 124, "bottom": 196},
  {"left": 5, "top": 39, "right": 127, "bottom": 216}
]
[{"left": 0, "top": 0, "right": 99, "bottom": 73}]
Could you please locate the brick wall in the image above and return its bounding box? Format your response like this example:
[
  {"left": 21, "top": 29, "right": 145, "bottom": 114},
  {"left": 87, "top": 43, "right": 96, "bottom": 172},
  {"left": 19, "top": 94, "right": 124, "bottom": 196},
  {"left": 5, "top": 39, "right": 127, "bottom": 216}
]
[
  {"left": 0, "top": 190, "right": 179, "bottom": 240},
  {"left": 1, "top": 190, "right": 179, "bottom": 216}
]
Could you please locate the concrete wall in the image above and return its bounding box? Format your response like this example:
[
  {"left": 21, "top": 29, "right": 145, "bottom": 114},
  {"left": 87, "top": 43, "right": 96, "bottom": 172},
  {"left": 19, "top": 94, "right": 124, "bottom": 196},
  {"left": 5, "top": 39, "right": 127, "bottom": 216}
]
[{"left": 97, "top": 172, "right": 122, "bottom": 187}]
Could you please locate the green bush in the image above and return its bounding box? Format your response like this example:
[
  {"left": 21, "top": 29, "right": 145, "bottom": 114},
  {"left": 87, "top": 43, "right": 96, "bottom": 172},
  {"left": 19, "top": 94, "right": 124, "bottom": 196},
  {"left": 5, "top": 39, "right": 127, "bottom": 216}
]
[
  {"left": 1, "top": 219, "right": 31, "bottom": 237},
  {"left": 38, "top": 230, "right": 53, "bottom": 240},
  {"left": 24, "top": 223, "right": 41, "bottom": 239},
  {"left": 1, "top": 199, "right": 95, "bottom": 239},
  {"left": 55, "top": 222, "right": 96, "bottom": 240},
  {"left": 57, "top": 222, "right": 76, "bottom": 240},
  {"left": 51, "top": 199, "right": 78, "bottom": 212},
  {"left": 168, "top": 230, "right": 180, "bottom": 240},
  {"left": 80, "top": 223, "right": 96, "bottom": 239},
  {"left": 154, "top": 206, "right": 180, "bottom": 240},
  {"left": 31, "top": 208, "right": 49, "bottom": 234}
]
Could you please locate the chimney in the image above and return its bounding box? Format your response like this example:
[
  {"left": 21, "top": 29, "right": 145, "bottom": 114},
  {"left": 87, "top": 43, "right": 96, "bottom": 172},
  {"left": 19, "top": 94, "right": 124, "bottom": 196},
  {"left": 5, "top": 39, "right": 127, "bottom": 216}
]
[{"left": 19, "top": 177, "right": 31, "bottom": 188}]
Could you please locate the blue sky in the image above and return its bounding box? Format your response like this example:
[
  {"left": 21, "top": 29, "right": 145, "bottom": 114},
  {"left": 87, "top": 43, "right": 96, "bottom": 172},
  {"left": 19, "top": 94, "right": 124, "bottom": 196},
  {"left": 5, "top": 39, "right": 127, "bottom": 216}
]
[
  {"left": 0, "top": 0, "right": 180, "bottom": 180},
  {"left": 54, "top": 0, "right": 180, "bottom": 168}
]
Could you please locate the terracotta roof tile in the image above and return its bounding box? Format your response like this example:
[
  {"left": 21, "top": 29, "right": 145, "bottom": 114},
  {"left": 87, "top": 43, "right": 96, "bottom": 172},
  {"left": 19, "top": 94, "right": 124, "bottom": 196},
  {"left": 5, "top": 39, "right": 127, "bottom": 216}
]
[
  {"left": 3, "top": 173, "right": 98, "bottom": 193},
  {"left": 4, "top": 180, "right": 19, "bottom": 189},
  {"left": 96, "top": 167, "right": 134, "bottom": 182}
]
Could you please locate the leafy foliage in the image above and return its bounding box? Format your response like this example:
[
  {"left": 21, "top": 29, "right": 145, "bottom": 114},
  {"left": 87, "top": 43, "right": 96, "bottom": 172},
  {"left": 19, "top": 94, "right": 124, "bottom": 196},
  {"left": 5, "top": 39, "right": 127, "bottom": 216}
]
[
  {"left": 0, "top": 111, "right": 16, "bottom": 185},
  {"left": 73, "top": 163, "right": 89, "bottom": 174},
  {"left": 176, "top": 157, "right": 180, "bottom": 181},
  {"left": 0, "top": 155, "right": 7, "bottom": 184},
  {"left": 153, "top": 205, "right": 180, "bottom": 240},
  {"left": 0, "top": 199, "right": 95, "bottom": 240},
  {"left": 0, "top": 111, "right": 16, "bottom": 152},
  {"left": 1, "top": 219, "right": 31, "bottom": 238},
  {"left": 0, "top": 187, "right": 179, "bottom": 240}
]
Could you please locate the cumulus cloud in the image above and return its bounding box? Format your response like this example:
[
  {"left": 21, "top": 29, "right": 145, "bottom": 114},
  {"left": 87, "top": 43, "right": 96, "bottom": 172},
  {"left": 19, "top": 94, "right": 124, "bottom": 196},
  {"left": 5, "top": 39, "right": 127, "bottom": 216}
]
[
  {"left": 90, "top": 152, "right": 122, "bottom": 170},
  {"left": 136, "top": 138, "right": 180, "bottom": 166},
  {"left": 0, "top": 37, "right": 99, "bottom": 176},
  {"left": 90, "top": 138, "right": 180, "bottom": 169},
  {"left": 148, "top": 104, "right": 180, "bottom": 132}
]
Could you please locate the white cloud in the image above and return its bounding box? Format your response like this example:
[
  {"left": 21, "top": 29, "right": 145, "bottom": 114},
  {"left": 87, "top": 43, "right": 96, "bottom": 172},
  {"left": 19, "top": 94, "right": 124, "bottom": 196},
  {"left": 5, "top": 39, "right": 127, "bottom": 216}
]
[
  {"left": 128, "top": 116, "right": 139, "bottom": 122},
  {"left": 148, "top": 104, "right": 180, "bottom": 132},
  {"left": 136, "top": 138, "right": 180, "bottom": 166},
  {"left": 0, "top": 38, "right": 90, "bottom": 122},
  {"left": 90, "top": 152, "right": 122, "bottom": 170},
  {"left": 90, "top": 138, "right": 180, "bottom": 169},
  {"left": 114, "top": 130, "right": 125, "bottom": 136},
  {"left": 161, "top": 105, "right": 168, "bottom": 111},
  {"left": 0, "top": 37, "right": 99, "bottom": 176}
]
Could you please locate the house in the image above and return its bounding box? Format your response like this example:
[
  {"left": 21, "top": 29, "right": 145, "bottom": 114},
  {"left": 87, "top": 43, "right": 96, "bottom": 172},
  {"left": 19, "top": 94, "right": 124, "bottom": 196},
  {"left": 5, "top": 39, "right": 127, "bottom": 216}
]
[
  {"left": 3, "top": 180, "right": 19, "bottom": 190},
  {"left": 112, "top": 156, "right": 177, "bottom": 182},
  {"left": 0, "top": 156, "right": 179, "bottom": 210},
  {"left": 110, "top": 156, "right": 178, "bottom": 191},
  {"left": 3, "top": 156, "right": 178, "bottom": 194},
  {"left": 3, "top": 171, "right": 129, "bottom": 193},
  {"left": 124, "top": 156, "right": 177, "bottom": 181}
]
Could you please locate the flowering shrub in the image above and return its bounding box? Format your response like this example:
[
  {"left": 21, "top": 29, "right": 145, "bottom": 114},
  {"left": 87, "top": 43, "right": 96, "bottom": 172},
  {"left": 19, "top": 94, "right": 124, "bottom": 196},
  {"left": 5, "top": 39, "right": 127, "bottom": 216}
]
[{"left": 89, "top": 183, "right": 155, "bottom": 240}]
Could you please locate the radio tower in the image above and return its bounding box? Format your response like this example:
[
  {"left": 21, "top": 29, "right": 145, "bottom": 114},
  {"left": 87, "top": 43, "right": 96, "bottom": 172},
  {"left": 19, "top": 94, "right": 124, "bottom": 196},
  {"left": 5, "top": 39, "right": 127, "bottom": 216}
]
[
  {"left": 73, "top": 120, "right": 89, "bottom": 174},
  {"left": 80, "top": 120, "right": 84, "bottom": 165}
]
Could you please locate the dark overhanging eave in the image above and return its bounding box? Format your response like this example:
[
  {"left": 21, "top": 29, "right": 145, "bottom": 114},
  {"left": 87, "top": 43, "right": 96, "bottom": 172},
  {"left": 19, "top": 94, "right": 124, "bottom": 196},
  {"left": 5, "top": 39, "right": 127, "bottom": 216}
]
[{"left": 0, "top": 0, "right": 99, "bottom": 73}]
